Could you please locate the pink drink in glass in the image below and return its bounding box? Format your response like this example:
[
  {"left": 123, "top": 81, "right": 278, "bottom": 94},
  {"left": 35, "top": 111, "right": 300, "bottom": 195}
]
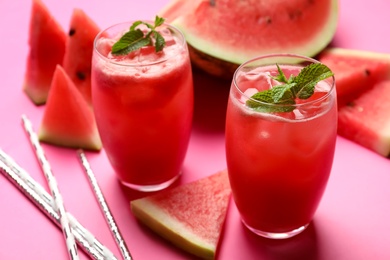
[
  {"left": 225, "top": 54, "right": 337, "bottom": 239},
  {"left": 92, "top": 22, "right": 193, "bottom": 191}
]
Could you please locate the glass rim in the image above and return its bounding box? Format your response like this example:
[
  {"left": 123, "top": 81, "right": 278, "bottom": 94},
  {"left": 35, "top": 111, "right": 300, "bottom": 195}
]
[
  {"left": 232, "top": 53, "right": 336, "bottom": 109},
  {"left": 93, "top": 20, "right": 186, "bottom": 67}
]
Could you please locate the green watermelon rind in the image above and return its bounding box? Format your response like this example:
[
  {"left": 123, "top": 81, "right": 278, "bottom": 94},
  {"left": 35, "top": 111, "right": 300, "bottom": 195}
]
[
  {"left": 38, "top": 126, "right": 102, "bottom": 151},
  {"left": 171, "top": 0, "right": 339, "bottom": 65},
  {"left": 319, "top": 47, "right": 390, "bottom": 62},
  {"left": 131, "top": 199, "right": 216, "bottom": 259}
]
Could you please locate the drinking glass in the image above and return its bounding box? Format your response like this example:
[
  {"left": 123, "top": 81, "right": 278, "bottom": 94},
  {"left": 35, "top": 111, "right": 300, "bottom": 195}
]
[
  {"left": 225, "top": 54, "right": 337, "bottom": 239},
  {"left": 91, "top": 21, "right": 193, "bottom": 192}
]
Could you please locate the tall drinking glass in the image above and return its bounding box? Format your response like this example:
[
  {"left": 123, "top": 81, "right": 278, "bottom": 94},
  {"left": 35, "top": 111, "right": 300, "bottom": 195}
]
[
  {"left": 91, "top": 21, "right": 193, "bottom": 192},
  {"left": 225, "top": 54, "right": 337, "bottom": 239}
]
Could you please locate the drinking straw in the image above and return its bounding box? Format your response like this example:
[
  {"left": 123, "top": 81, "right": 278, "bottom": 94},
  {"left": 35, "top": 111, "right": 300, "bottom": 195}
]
[
  {"left": 77, "top": 150, "right": 133, "bottom": 260},
  {"left": 0, "top": 148, "right": 117, "bottom": 260},
  {"left": 21, "top": 115, "right": 79, "bottom": 260}
]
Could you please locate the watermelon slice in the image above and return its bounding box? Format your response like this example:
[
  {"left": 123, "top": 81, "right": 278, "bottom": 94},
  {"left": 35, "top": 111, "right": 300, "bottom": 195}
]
[
  {"left": 62, "top": 8, "right": 101, "bottom": 104},
  {"left": 23, "top": 0, "right": 67, "bottom": 105},
  {"left": 38, "top": 65, "right": 102, "bottom": 151},
  {"left": 159, "top": 0, "right": 338, "bottom": 78},
  {"left": 338, "top": 80, "right": 390, "bottom": 157},
  {"left": 131, "top": 169, "right": 231, "bottom": 259},
  {"left": 318, "top": 48, "right": 390, "bottom": 105}
]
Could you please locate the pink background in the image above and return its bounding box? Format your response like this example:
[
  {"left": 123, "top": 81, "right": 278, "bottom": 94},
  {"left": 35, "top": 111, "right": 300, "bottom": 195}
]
[{"left": 1, "top": 0, "right": 390, "bottom": 259}]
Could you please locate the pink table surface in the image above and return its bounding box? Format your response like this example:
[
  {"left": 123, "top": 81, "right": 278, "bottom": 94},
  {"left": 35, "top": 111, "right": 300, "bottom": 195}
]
[{"left": 1, "top": 0, "right": 390, "bottom": 259}]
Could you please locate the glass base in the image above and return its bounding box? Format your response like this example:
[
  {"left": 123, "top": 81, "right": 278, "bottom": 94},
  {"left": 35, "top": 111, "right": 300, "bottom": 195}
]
[
  {"left": 120, "top": 171, "right": 181, "bottom": 192},
  {"left": 243, "top": 220, "right": 309, "bottom": 239}
]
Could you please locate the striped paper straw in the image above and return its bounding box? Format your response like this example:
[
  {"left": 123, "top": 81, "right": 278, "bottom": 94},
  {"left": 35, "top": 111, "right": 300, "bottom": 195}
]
[
  {"left": 0, "top": 149, "right": 117, "bottom": 260},
  {"left": 77, "top": 150, "right": 133, "bottom": 260},
  {"left": 21, "top": 115, "right": 79, "bottom": 260}
]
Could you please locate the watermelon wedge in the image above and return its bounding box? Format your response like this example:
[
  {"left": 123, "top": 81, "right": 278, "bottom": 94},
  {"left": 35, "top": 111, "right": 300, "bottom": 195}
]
[
  {"left": 38, "top": 65, "right": 102, "bottom": 151},
  {"left": 131, "top": 169, "right": 231, "bottom": 259},
  {"left": 62, "top": 8, "right": 101, "bottom": 104},
  {"left": 159, "top": 0, "right": 338, "bottom": 78},
  {"left": 318, "top": 48, "right": 390, "bottom": 105},
  {"left": 23, "top": 0, "right": 67, "bottom": 105},
  {"left": 338, "top": 80, "right": 390, "bottom": 157}
]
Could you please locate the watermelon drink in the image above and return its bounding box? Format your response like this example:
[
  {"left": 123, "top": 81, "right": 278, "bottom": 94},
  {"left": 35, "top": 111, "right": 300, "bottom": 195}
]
[
  {"left": 225, "top": 54, "right": 337, "bottom": 239},
  {"left": 91, "top": 20, "right": 193, "bottom": 191}
]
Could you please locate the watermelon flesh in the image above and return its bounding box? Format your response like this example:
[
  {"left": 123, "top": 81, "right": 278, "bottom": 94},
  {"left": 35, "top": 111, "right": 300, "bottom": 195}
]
[
  {"left": 38, "top": 65, "right": 102, "bottom": 151},
  {"left": 160, "top": 0, "right": 338, "bottom": 77},
  {"left": 338, "top": 80, "right": 390, "bottom": 157},
  {"left": 23, "top": 0, "right": 66, "bottom": 105},
  {"left": 318, "top": 48, "right": 390, "bottom": 106},
  {"left": 131, "top": 169, "right": 231, "bottom": 259},
  {"left": 62, "top": 8, "right": 101, "bottom": 105}
]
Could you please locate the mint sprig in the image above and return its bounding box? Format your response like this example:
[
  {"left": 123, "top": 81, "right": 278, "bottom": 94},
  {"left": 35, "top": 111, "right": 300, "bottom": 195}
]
[
  {"left": 111, "top": 16, "right": 166, "bottom": 55},
  {"left": 246, "top": 63, "right": 334, "bottom": 113}
]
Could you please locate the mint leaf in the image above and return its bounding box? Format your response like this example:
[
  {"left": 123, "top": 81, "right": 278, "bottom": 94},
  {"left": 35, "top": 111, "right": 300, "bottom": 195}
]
[
  {"left": 247, "top": 85, "right": 296, "bottom": 113},
  {"left": 154, "top": 31, "right": 166, "bottom": 52},
  {"left": 292, "top": 63, "right": 334, "bottom": 99},
  {"left": 272, "top": 64, "right": 290, "bottom": 83},
  {"left": 111, "top": 29, "right": 150, "bottom": 55},
  {"left": 154, "top": 16, "right": 165, "bottom": 27},
  {"left": 246, "top": 63, "right": 333, "bottom": 113},
  {"left": 111, "top": 16, "right": 166, "bottom": 56}
]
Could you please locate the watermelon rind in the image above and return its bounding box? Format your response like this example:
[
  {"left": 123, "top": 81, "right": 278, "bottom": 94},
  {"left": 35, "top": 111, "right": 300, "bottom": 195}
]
[
  {"left": 131, "top": 169, "right": 231, "bottom": 259},
  {"left": 132, "top": 200, "right": 216, "bottom": 259},
  {"left": 161, "top": 0, "right": 339, "bottom": 78}
]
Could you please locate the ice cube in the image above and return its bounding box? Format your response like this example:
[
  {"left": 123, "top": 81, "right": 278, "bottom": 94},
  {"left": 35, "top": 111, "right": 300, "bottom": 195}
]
[
  {"left": 96, "top": 38, "right": 115, "bottom": 56},
  {"left": 240, "top": 88, "right": 259, "bottom": 103},
  {"left": 107, "top": 49, "right": 138, "bottom": 62},
  {"left": 241, "top": 71, "right": 281, "bottom": 91},
  {"left": 159, "top": 28, "right": 176, "bottom": 46},
  {"left": 138, "top": 46, "right": 164, "bottom": 63}
]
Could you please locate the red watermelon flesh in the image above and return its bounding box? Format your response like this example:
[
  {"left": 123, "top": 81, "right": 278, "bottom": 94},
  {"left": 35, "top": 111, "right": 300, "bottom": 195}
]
[
  {"left": 318, "top": 48, "right": 390, "bottom": 106},
  {"left": 159, "top": 0, "right": 338, "bottom": 78},
  {"left": 62, "top": 8, "right": 101, "bottom": 105},
  {"left": 131, "top": 169, "right": 231, "bottom": 259},
  {"left": 38, "top": 65, "right": 102, "bottom": 151},
  {"left": 23, "top": 0, "right": 67, "bottom": 105},
  {"left": 338, "top": 80, "right": 390, "bottom": 157}
]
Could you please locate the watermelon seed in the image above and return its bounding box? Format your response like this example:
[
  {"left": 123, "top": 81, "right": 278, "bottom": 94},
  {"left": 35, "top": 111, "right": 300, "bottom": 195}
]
[
  {"left": 289, "top": 10, "right": 302, "bottom": 20},
  {"left": 209, "top": 0, "right": 216, "bottom": 7},
  {"left": 76, "top": 71, "right": 86, "bottom": 80},
  {"left": 69, "top": 28, "right": 76, "bottom": 36},
  {"left": 364, "top": 69, "right": 371, "bottom": 76}
]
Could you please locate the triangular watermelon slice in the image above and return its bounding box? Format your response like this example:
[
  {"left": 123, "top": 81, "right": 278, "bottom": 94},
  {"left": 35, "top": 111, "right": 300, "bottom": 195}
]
[
  {"left": 131, "top": 169, "right": 231, "bottom": 259},
  {"left": 62, "top": 8, "right": 101, "bottom": 104},
  {"left": 23, "top": 0, "right": 67, "bottom": 105},
  {"left": 338, "top": 80, "right": 390, "bottom": 157},
  {"left": 38, "top": 65, "right": 102, "bottom": 151},
  {"left": 318, "top": 48, "right": 390, "bottom": 105}
]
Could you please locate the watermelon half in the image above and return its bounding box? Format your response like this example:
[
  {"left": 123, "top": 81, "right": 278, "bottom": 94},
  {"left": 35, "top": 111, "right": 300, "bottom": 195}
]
[
  {"left": 131, "top": 169, "right": 231, "bottom": 259},
  {"left": 159, "top": 0, "right": 338, "bottom": 78},
  {"left": 23, "top": 0, "right": 67, "bottom": 105},
  {"left": 338, "top": 80, "right": 390, "bottom": 157},
  {"left": 38, "top": 65, "right": 102, "bottom": 151},
  {"left": 62, "top": 8, "right": 101, "bottom": 105},
  {"left": 318, "top": 48, "right": 390, "bottom": 106}
]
